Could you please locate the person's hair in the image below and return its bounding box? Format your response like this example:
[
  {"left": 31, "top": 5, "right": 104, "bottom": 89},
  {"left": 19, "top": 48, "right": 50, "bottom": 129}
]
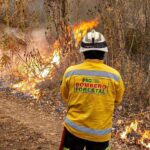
[{"left": 83, "top": 50, "right": 105, "bottom": 60}]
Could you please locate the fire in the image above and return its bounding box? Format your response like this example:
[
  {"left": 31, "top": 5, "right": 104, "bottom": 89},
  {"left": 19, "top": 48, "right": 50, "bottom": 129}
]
[
  {"left": 139, "top": 130, "right": 150, "bottom": 149},
  {"left": 120, "top": 120, "right": 138, "bottom": 139},
  {"left": 51, "top": 52, "right": 60, "bottom": 64},
  {"left": 73, "top": 18, "right": 99, "bottom": 47},
  {"left": 12, "top": 79, "right": 41, "bottom": 99},
  {"left": 40, "top": 67, "right": 51, "bottom": 78},
  {"left": 11, "top": 18, "right": 99, "bottom": 98},
  {"left": 51, "top": 41, "right": 61, "bottom": 65},
  {"left": 120, "top": 120, "right": 150, "bottom": 149}
]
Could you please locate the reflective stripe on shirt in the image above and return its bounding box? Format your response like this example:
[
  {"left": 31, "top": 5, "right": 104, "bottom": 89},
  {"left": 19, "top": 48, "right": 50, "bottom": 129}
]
[
  {"left": 64, "top": 70, "right": 119, "bottom": 81},
  {"left": 65, "top": 117, "right": 112, "bottom": 136}
]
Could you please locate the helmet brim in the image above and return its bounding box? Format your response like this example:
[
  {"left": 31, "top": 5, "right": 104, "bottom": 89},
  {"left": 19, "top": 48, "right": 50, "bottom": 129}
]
[{"left": 79, "top": 47, "right": 108, "bottom": 53}]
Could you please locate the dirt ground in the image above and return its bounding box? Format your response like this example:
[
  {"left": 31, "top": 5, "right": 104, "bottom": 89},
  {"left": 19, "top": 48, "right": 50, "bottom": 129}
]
[
  {"left": 0, "top": 90, "right": 146, "bottom": 150},
  {"left": 0, "top": 91, "right": 62, "bottom": 150},
  {"left": 0, "top": 112, "right": 54, "bottom": 150}
]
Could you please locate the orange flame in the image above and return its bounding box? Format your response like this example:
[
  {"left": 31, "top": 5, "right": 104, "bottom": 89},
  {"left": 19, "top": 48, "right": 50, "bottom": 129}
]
[
  {"left": 139, "top": 130, "right": 150, "bottom": 149},
  {"left": 120, "top": 120, "right": 150, "bottom": 149},
  {"left": 12, "top": 79, "right": 41, "bottom": 99},
  {"left": 73, "top": 18, "right": 99, "bottom": 47}
]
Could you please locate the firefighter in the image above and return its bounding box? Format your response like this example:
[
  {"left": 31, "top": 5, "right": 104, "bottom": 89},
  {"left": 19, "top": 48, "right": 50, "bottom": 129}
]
[{"left": 60, "top": 30, "right": 125, "bottom": 150}]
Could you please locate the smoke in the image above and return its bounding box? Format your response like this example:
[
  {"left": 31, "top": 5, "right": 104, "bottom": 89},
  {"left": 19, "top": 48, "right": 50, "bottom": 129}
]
[
  {"left": 0, "top": 25, "right": 50, "bottom": 58},
  {"left": 27, "top": 0, "right": 47, "bottom": 24},
  {"left": 30, "top": 28, "right": 50, "bottom": 55}
]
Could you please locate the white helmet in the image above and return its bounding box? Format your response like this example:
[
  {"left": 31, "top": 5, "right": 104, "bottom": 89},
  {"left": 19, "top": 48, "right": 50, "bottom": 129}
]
[{"left": 79, "top": 29, "right": 108, "bottom": 53}]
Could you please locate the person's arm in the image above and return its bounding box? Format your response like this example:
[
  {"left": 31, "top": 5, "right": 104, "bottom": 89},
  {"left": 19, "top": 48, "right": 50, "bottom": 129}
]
[
  {"left": 60, "top": 70, "right": 69, "bottom": 104},
  {"left": 115, "top": 75, "right": 125, "bottom": 105}
]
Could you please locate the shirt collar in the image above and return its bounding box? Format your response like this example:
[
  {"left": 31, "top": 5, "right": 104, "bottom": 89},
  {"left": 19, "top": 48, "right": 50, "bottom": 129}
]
[{"left": 84, "top": 59, "right": 104, "bottom": 64}]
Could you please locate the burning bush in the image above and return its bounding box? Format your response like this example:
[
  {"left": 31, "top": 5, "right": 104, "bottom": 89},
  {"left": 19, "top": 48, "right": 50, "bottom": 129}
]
[{"left": 119, "top": 120, "right": 150, "bottom": 149}]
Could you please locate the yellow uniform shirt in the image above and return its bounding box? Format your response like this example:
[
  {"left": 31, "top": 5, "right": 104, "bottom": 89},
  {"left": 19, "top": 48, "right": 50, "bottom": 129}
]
[{"left": 61, "top": 59, "right": 124, "bottom": 142}]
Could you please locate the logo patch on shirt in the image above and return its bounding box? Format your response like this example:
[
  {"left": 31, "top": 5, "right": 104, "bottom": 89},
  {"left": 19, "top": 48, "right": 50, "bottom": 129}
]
[{"left": 74, "top": 77, "right": 108, "bottom": 95}]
